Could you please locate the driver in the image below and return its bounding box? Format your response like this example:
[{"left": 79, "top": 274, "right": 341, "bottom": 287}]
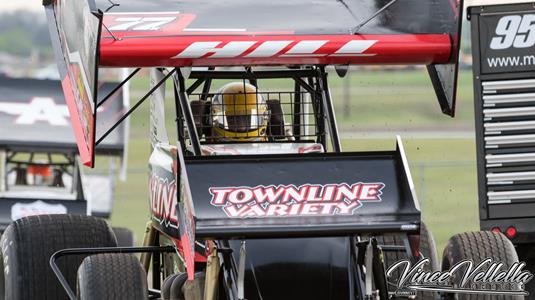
[{"left": 210, "top": 82, "right": 269, "bottom": 142}]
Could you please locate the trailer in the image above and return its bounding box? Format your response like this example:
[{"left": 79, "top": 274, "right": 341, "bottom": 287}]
[{"left": 467, "top": 1, "right": 535, "bottom": 298}]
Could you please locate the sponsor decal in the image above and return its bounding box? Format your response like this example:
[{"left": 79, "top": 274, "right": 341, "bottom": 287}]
[
  {"left": 103, "top": 12, "right": 293, "bottom": 37},
  {"left": 387, "top": 258, "right": 533, "bottom": 297},
  {"left": 11, "top": 200, "right": 67, "bottom": 221},
  {"left": 480, "top": 12, "right": 535, "bottom": 73},
  {"left": 149, "top": 172, "right": 178, "bottom": 228},
  {"left": 490, "top": 14, "right": 535, "bottom": 50},
  {"left": 0, "top": 97, "right": 69, "bottom": 126},
  {"left": 107, "top": 16, "right": 178, "bottom": 31},
  {"left": 173, "top": 40, "right": 377, "bottom": 59},
  {"left": 209, "top": 182, "right": 384, "bottom": 218}
]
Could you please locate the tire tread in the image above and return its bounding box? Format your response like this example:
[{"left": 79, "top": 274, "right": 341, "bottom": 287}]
[
  {"left": 1, "top": 215, "right": 117, "bottom": 300},
  {"left": 441, "top": 231, "right": 521, "bottom": 300},
  {"left": 77, "top": 253, "right": 147, "bottom": 300}
]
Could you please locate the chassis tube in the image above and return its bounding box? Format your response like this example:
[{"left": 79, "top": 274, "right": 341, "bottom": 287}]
[
  {"left": 173, "top": 69, "right": 202, "bottom": 156},
  {"left": 141, "top": 221, "right": 157, "bottom": 272},
  {"left": 317, "top": 67, "right": 342, "bottom": 152}
]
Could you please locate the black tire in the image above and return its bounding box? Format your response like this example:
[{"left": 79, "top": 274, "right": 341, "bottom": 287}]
[
  {"left": 77, "top": 253, "right": 148, "bottom": 300},
  {"left": 169, "top": 272, "right": 189, "bottom": 300},
  {"left": 112, "top": 227, "right": 135, "bottom": 247},
  {"left": 0, "top": 215, "right": 117, "bottom": 300},
  {"left": 162, "top": 274, "right": 180, "bottom": 300},
  {"left": 376, "top": 232, "right": 407, "bottom": 296},
  {"left": 417, "top": 222, "right": 439, "bottom": 299},
  {"left": 377, "top": 222, "right": 439, "bottom": 299},
  {"left": 441, "top": 231, "right": 522, "bottom": 300},
  {"left": 420, "top": 222, "right": 439, "bottom": 271}
]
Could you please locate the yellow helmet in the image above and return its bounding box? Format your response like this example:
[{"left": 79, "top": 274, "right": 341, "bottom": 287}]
[{"left": 211, "top": 82, "right": 268, "bottom": 141}]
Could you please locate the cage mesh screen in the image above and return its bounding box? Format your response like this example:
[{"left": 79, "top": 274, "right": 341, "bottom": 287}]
[{"left": 188, "top": 90, "right": 323, "bottom": 143}]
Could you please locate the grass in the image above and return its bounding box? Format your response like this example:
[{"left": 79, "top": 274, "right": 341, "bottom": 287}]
[{"left": 109, "top": 68, "right": 480, "bottom": 259}]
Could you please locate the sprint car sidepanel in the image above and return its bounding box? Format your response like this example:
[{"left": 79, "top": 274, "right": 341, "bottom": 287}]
[
  {"left": 228, "top": 237, "right": 353, "bottom": 300},
  {"left": 149, "top": 145, "right": 179, "bottom": 238},
  {"left": 185, "top": 151, "right": 419, "bottom": 239}
]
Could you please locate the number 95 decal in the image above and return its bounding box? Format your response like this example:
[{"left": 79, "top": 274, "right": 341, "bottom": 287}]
[{"left": 490, "top": 14, "right": 535, "bottom": 50}]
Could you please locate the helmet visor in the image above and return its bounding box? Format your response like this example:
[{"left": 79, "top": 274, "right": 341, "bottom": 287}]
[
  {"left": 226, "top": 115, "right": 253, "bottom": 132},
  {"left": 215, "top": 108, "right": 263, "bottom": 133}
]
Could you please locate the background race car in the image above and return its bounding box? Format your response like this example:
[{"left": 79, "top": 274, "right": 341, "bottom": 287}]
[{"left": 0, "top": 75, "right": 133, "bottom": 245}]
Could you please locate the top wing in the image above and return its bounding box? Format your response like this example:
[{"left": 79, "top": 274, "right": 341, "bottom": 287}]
[
  {"left": 97, "top": 0, "right": 461, "bottom": 67},
  {"left": 44, "top": 0, "right": 463, "bottom": 166}
]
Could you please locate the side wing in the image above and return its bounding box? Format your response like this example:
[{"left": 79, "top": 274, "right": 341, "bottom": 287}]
[{"left": 44, "top": 0, "right": 102, "bottom": 166}]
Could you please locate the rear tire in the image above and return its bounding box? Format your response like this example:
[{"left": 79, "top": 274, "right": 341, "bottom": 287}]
[
  {"left": 441, "top": 231, "right": 522, "bottom": 300},
  {"left": 377, "top": 222, "right": 439, "bottom": 299},
  {"left": 77, "top": 253, "right": 148, "bottom": 300},
  {"left": 417, "top": 222, "right": 439, "bottom": 299},
  {"left": 419, "top": 222, "right": 439, "bottom": 270},
  {"left": 112, "top": 227, "right": 135, "bottom": 247},
  {"left": 0, "top": 215, "right": 117, "bottom": 300}
]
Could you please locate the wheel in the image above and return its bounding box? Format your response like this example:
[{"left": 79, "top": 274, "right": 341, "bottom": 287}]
[
  {"left": 419, "top": 222, "right": 439, "bottom": 270},
  {"left": 162, "top": 274, "right": 181, "bottom": 300},
  {"left": 376, "top": 232, "right": 407, "bottom": 297},
  {"left": 161, "top": 272, "right": 205, "bottom": 300},
  {"left": 112, "top": 227, "right": 135, "bottom": 247},
  {"left": 377, "top": 222, "right": 439, "bottom": 299},
  {"left": 416, "top": 222, "right": 439, "bottom": 299},
  {"left": 0, "top": 214, "right": 117, "bottom": 300},
  {"left": 77, "top": 253, "right": 148, "bottom": 300},
  {"left": 441, "top": 231, "right": 522, "bottom": 300}
]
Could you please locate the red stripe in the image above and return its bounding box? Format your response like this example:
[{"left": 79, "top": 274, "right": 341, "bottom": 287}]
[
  {"left": 173, "top": 238, "right": 208, "bottom": 263},
  {"left": 61, "top": 77, "right": 93, "bottom": 166},
  {"left": 100, "top": 34, "right": 452, "bottom": 67},
  {"left": 449, "top": 0, "right": 459, "bottom": 17},
  {"left": 180, "top": 232, "right": 196, "bottom": 280}
]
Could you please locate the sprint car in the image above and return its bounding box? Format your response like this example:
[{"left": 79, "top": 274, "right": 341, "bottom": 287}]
[
  {"left": 0, "top": 75, "right": 133, "bottom": 245},
  {"left": 0, "top": 0, "right": 524, "bottom": 299}
]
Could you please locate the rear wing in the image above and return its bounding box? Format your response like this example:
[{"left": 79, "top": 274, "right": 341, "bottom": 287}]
[
  {"left": 0, "top": 76, "right": 128, "bottom": 156},
  {"left": 44, "top": 0, "right": 463, "bottom": 166},
  {"left": 174, "top": 137, "right": 419, "bottom": 277}
]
